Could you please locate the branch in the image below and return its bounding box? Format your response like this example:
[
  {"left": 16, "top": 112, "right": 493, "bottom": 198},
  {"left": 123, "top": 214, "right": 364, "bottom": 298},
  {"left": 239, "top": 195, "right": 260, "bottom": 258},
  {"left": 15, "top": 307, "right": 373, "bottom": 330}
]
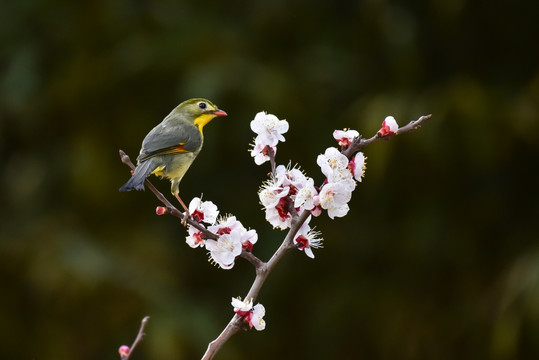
[
  {"left": 120, "top": 316, "right": 150, "bottom": 360},
  {"left": 119, "top": 150, "right": 218, "bottom": 240},
  {"left": 342, "top": 114, "right": 432, "bottom": 158},
  {"left": 201, "top": 210, "right": 310, "bottom": 360}
]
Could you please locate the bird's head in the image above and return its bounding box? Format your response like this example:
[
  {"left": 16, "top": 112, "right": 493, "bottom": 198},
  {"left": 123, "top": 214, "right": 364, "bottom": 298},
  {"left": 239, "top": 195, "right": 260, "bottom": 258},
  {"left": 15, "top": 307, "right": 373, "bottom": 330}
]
[{"left": 175, "top": 98, "right": 227, "bottom": 134}]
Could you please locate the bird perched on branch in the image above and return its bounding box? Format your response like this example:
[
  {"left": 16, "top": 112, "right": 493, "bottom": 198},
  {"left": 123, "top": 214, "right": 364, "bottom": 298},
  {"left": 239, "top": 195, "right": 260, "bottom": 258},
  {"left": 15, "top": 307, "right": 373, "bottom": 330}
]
[{"left": 120, "top": 98, "right": 227, "bottom": 214}]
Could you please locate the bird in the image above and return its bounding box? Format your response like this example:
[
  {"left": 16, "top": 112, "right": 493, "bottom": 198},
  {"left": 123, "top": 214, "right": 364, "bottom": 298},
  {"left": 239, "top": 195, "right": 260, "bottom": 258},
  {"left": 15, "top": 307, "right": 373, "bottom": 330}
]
[{"left": 120, "top": 98, "right": 227, "bottom": 215}]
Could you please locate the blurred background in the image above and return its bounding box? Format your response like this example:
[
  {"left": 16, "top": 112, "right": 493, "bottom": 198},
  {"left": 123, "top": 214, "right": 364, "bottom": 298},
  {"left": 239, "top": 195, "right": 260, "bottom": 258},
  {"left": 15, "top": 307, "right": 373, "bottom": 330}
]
[{"left": 1, "top": 0, "right": 538, "bottom": 359}]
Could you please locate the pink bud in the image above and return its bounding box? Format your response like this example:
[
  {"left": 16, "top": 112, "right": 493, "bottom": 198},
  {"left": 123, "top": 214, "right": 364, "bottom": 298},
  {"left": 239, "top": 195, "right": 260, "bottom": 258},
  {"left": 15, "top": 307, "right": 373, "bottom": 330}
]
[
  {"left": 156, "top": 206, "right": 167, "bottom": 215},
  {"left": 310, "top": 205, "right": 322, "bottom": 217},
  {"left": 119, "top": 345, "right": 130, "bottom": 357}
]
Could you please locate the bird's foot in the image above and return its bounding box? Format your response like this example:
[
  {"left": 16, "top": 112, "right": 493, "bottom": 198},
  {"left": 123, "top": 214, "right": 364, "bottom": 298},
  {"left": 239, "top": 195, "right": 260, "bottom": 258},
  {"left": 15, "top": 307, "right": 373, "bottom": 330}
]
[{"left": 175, "top": 193, "right": 191, "bottom": 226}]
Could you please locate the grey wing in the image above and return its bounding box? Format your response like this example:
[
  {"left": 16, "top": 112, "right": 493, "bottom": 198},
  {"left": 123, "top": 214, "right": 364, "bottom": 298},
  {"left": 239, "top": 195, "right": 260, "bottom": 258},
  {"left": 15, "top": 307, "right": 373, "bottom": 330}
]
[{"left": 137, "top": 122, "right": 201, "bottom": 161}]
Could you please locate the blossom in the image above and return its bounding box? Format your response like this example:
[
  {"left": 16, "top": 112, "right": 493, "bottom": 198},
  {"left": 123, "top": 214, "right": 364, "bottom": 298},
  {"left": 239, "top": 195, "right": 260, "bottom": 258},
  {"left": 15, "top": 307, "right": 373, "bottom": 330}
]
[
  {"left": 250, "top": 111, "right": 289, "bottom": 165},
  {"left": 259, "top": 164, "right": 317, "bottom": 229},
  {"left": 250, "top": 142, "right": 274, "bottom": 165},
  {"left": 294, "top": 216, "right": 323, "bottom": 258},
  {"left": 251, "top": 304, "right": 266, "bottom": 330},
  {"left": 378, "top": 116, "right": 399, "bottom": 136},
  {"left": 259, "top": 177, "right": 292, "bottom": 229},
  {"left": 317, "top": 147, "right": 356, "bottom": 192},
  {"left": 250, "top": 111, "right": 288, "bottom": 146},
  {"left": 293, "top": 177, "right": 318, "bottom": 211},
  {"left": 186, "top": 224, "right": 206, "bottom": 248},
  {"left": 205, "top": 228, "right": 243, "bottom": 269},
  {"left": 231, "top": 297, "right": 253, "bottom": 314},
  {"left": 188, "top": 197, "right": 219, "bottom": 224},
  {"left": 208, "top": 215, "right": 243, "bottom": 235},
  {"left": 348, "top": 152, "right": 367, "bottom": 182},
  {"left": 333, "top": 129, "right": 359, "bottom": 147},
  {"left": 318, "top": 182, "right": 352, "bottom": 219},
  {"left": 259, "top": 178, "right": 290, "bottom": 209},
  {"left": 239, "top": 228, "right": 258, "bottom": 252},
  {"left": 231, "top": 297, "right": 266, "bottom": 331},
  {"left": 207, "top": 215, "right": 258, "bottom": 253}
]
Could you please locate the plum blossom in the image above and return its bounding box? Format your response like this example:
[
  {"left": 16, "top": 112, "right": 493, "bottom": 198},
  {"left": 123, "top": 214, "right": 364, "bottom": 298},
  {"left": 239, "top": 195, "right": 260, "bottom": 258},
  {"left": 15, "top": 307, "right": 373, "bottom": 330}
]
[
  {"left": 250, "top": 111, "right": 288, "bottom": 146},
  {"left": 317, "top": 147, "right": 355, "bottom": 189},
  {"left": 294, "top": 216, "right": 323, "bottom": 258},
  {"left": 348, "top": 152, "right": 367, "bottom": 182},
  {"left": 318, "top": 181, "right": 352, "bottom": 219},
  {"left": 231, "top": 297, "right": 253, "bottom": 314},
  {"left": 378, "top": 116, "right": 399, "bottom": 136},
  {"left": 250, "top": 142, "right": 274, "bottom": 165},
  {"left": 188, "top": 197, "right": 219, "bottom": 224},
  {"left": 186, "top": 224, "right": 206, "bottom": 248},
  {"left": 251, "top": 304, "right": 266, "bottom": 330},
  {"left": 205, "top": 228, "right": 243, "bottom": 269},
  {"left": 250, "top": 111, "right": 289, "bottom": 165},
  {"left": 333, "top": 129, "right": 359, "bottom": 147},
  {"left": 207, "top": 215, "right": 258, "bottom": 253},
  {"left": 231, "top": 297, "right": 266, "bottom": 331},
  {"left": 293, "top": 177, "right": 318, "bottom": 211},
  {"left": 259, "top": 165, "right": 318, "bottom": 229}
]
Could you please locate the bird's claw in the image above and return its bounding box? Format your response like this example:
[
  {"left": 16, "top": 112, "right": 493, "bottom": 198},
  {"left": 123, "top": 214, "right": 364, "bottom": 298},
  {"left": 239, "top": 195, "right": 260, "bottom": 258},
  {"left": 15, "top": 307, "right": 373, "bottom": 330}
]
[{"left": 181, "top": 212, "right": 190, "bottom": 226}]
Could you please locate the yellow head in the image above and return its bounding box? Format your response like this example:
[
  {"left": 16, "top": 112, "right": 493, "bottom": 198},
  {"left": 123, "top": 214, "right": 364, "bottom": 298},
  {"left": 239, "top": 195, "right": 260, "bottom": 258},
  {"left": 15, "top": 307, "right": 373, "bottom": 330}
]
[{"left": 173, "top": 98, "right": 227, "bottom": 135}]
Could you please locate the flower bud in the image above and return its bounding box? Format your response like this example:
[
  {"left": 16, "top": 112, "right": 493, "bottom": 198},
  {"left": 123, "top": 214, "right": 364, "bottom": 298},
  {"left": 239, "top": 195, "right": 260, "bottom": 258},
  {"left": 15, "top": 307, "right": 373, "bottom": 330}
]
[
  {"left": 118, "top": 345, "right": 130, "bottom": 357},
  {"left": 156, "top": 206, "right": 167, "bottom": 215}
]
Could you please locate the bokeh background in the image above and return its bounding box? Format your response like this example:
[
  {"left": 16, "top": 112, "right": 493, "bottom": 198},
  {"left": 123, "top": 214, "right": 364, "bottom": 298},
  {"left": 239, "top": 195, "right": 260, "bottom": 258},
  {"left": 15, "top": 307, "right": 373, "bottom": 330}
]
[{"left": 1, "top": 0, "right": 538, "bottom": 359}]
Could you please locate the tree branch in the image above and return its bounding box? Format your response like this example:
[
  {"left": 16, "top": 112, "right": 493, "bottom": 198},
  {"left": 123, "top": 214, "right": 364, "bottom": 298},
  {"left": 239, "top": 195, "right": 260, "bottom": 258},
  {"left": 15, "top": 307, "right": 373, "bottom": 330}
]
[
  {"left": 120, "top": 316, "right": 150, "bottom": 360},
  {"left": 342, "top": 114, "right": 432, "bottom": 158}
]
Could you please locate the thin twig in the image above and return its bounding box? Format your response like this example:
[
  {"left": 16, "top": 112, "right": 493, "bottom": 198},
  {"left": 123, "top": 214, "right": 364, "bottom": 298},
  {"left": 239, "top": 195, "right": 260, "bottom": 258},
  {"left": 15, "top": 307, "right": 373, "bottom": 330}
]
[
  {"left": 342, "top": 114, "right": 432, "bottom": 158},
  {"left": 121, "top": 316, "right": 150, "bottom": 360}
]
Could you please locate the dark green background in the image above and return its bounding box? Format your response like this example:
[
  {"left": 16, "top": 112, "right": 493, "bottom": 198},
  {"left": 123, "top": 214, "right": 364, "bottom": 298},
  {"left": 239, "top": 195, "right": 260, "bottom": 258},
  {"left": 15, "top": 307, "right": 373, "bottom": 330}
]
[{"left": 1, "top": 0, "right": 538, "bottom": 359}]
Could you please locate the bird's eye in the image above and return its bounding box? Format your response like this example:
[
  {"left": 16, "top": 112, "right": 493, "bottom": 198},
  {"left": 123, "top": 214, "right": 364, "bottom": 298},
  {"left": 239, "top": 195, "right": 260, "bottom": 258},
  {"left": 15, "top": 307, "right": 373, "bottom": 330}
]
[{"left": 198, "top": 102, "right": 207, "bottom": 109}]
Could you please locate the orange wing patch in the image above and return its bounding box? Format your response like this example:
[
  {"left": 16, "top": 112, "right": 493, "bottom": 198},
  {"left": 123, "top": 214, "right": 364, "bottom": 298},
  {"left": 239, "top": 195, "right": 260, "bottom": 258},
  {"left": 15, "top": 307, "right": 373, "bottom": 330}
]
[{"left": 139, "top": 142, "right": 190, "bottom": 162}]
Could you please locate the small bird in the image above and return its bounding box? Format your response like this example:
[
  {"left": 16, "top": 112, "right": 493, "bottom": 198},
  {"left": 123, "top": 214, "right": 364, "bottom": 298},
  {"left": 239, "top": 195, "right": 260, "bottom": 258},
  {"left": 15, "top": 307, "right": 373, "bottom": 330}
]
[{"left": 120, "top": 98, "right": 227, "bottom": 214}]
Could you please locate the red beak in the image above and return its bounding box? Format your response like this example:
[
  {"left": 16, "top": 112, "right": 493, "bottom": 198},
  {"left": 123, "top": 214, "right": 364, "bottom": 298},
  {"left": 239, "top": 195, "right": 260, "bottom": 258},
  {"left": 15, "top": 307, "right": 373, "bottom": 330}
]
[{"left": 212, "top": 109, "right": 227, "bottom": 117}]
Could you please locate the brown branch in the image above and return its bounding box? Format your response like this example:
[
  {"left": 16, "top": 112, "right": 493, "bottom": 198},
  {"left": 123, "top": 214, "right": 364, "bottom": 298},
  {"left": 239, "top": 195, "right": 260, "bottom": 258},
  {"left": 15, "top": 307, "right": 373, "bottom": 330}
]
[
  {"left": 342, "top": 114, "right": 432, "bottom": 159},
  {"left": 240, "top": 250, "right": 265, "bottom": 268},
  {"left": 119, "top": 150, "right": 218, "bottom": 240},
  {"left": 120, "top": 316, "right": 150, "bottom": 360},
  {"left": 201, "top": 209, "right": 310, "bottom": 360}
]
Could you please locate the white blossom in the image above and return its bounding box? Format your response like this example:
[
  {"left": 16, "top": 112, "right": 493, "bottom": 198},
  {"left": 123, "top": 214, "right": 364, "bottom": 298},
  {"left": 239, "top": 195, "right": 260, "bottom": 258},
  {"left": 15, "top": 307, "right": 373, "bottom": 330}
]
[
  {"left": 205, "top": 228, "right": 243, "bottom": 269},
  {"left": 333, "top": 129, "right": 359, "bottom": 147},
  {"left": 318, "top": 182, "right": 352, "bottom": 219},
  {"left": 231, "top": 297, "right": 253, "bottom": 313},
  {"left": 250, "top": 111, "right": 289, "bottom": 166},
  {"left": 378, "top": 116, "right": 399, "bottom": 136},
  {"left": 349, "top": 152, "right": 367, "bottom": 182},
  {"left": 250, "top": 142, "right": 274, "bottom": 165},
  {"left": 231, "top": 297, "right": 266, "bottom": 331},
  {"left": 294, "top": 216, "right": 323, "bottom": 258},
  {"left": 250, "top": 111, "right": 288, "bottom": 146},
  {"left": 188, "top": 197, "right": 219, "bottom": 224},
  {"left": 293, "top": 177, "right": 318, "bottom": 211},
  {"left": 186, "top": 224, "right": 206, "bottom": 248},
  {"left": 251, "top": 304, "right": 266, "bottom": 331}
]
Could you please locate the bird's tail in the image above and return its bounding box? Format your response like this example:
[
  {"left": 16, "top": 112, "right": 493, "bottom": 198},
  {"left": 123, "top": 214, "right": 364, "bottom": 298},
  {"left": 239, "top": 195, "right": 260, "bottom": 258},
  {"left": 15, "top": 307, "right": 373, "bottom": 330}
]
[{"left": 119, "top": 159, "right": 158, "bottom": 192}]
